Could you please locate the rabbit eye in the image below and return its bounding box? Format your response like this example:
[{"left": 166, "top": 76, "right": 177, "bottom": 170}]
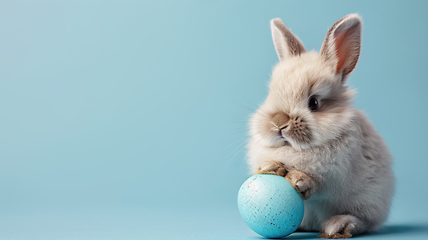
[{"left": 308, "top": 96, "right": 319, "bottom": 111}]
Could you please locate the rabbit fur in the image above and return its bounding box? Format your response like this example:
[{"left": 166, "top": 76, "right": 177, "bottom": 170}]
[{"left": 247, "top": 14, "right": 394, "bottom": 238}]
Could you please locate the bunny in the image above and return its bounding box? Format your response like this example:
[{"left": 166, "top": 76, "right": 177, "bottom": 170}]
[{"left": 247, "top": 14, "right": 395, "bottom": 239}]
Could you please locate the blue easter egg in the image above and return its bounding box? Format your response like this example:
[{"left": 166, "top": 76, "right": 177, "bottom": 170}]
[{"left": 237, "top": 174, "right": 304, "bottom": 238}]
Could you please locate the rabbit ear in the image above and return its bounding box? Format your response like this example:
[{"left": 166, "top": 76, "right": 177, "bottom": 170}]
[
  {"left": 271, "top": 18, "right": 306, "bottom": 61},
  {"left": 320, "top": 14, "right": 362, "bottom": 77}
]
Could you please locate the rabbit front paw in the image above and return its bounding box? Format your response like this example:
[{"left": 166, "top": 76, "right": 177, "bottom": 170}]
[
  {"left": 255, "top": 160, "right": 287, "bottom": 177},
  {"left": 285, "top": 170, "right": 316, "bottom": 200}
]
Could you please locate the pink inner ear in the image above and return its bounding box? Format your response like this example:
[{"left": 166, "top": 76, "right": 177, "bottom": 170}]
[{"left": 334, "top": 31, "right": 350, "bottom": 74}]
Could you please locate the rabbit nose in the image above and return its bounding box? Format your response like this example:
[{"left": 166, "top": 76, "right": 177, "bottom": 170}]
[
  {"left": 272, "top": 112, "right": 290, "bottom": 129},
  {"left": 280, "top": 125, "right": 289, "bottom": 131}
]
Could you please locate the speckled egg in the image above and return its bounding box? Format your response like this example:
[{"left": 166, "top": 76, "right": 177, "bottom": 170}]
[{"left": 237, "top": 174, "right": 304, "bottom": 238}]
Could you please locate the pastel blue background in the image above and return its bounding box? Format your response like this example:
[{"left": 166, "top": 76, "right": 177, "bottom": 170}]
[{"left": 0, "top": 0, "right": 427, "bottom": 239}]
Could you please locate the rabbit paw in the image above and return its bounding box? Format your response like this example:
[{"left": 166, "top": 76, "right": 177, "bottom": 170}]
[
  {"left": 318, "top": 232, "right": 352, "bottom": 239},
  {"left": 255, "top": 160, "right": 287, "bottom": 177},
  {"left": 285, "top": 170, "right": 315, "bottom": 200},
  {"left": 318, "top": 215, "right": 361, "bottom": 239}
]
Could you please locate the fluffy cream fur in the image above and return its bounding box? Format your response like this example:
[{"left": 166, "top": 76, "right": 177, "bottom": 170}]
[{"left": 247, "top": 14, "right": 394, "bottom": 238}]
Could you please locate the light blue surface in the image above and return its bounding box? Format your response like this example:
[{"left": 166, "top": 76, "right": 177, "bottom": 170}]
[
  {"left": 0, "top": 0, "right": 428, "bottom": 239},
  {"left": 238, "top": 175, "right": 304, "bottom": 238}
]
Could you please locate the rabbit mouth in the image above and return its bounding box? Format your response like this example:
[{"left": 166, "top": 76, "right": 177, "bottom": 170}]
[{"left": 277, "top": 132, "right": 291, "bottom": 146}]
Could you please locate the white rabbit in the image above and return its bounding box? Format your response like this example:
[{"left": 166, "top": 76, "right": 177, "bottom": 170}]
[{"left": 247, "top": 14, "right": 394, "bottom": 238}]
